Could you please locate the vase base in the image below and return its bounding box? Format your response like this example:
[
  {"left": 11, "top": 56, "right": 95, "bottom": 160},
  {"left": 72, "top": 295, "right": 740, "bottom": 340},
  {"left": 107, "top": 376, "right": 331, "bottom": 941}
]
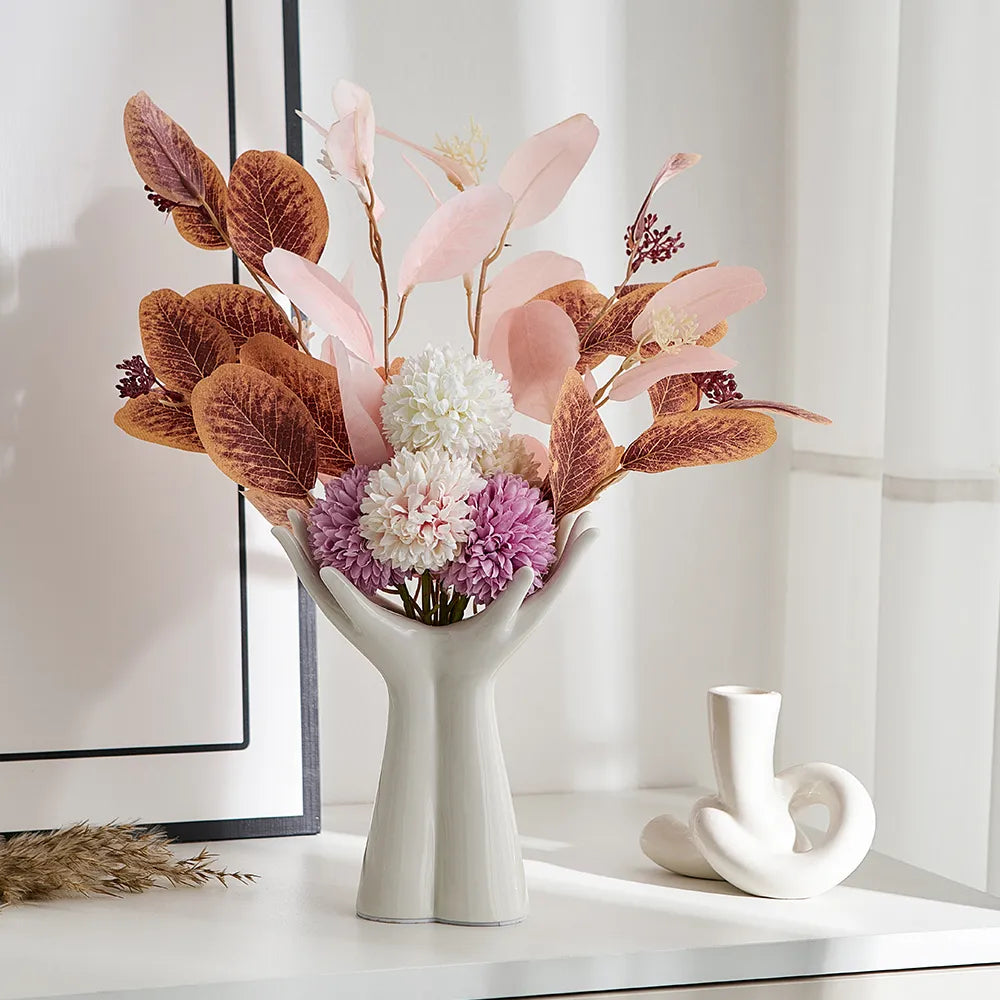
[{"left": 356, "top": 910, "right": 526, "bottom": 927}]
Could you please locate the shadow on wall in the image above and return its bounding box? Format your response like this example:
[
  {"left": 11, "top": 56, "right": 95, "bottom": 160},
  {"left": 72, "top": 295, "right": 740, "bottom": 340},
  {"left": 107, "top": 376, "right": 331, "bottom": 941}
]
[{"left": 0, "top": 190, "right": 237, "bottom": 776}]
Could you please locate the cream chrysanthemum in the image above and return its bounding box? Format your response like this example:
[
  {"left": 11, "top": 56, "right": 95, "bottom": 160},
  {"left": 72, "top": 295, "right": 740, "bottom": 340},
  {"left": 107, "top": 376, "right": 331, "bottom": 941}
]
[
  {"left": 359, "top": 450, "right": 485, "bottom": 573},
  {"left": 476, "top": 434, "right": 543, "bottom": 487},
  {"left": 380, "top": 344, "right": 513, "bottom": 458},
  {"left": 644, "top": 304, "right": 700, "bottom": 353}
]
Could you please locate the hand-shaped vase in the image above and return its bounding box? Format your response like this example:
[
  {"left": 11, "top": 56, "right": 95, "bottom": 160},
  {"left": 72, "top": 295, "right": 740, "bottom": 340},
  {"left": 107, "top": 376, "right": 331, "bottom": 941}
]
[
  {"left": 274, "top": 509, "right": 598, "bottom": 925},
  {"left": 641, "top": 686, "right": 875, "bottom": 899}
]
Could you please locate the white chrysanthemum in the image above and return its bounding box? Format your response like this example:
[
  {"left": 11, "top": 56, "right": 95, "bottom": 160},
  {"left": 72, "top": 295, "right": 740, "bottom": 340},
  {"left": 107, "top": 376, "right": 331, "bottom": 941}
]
[
  {"left": 477, "top": 434, "right": 543, "bottom": 487},
  {"left": 644, "top": 305, "right": 700, "bottom": 353},
  {"left": 381, "top": 344, "right": 514, "bottom": 458},
  {"left": 359, "top": 450, "right": 485, "bottom": 573}
]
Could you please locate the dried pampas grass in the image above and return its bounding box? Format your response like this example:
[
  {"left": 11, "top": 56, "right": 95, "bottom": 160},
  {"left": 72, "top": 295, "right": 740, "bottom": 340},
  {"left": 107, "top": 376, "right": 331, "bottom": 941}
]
[{"left": 0, "top": 823, "right": 257, "bottom": 907}]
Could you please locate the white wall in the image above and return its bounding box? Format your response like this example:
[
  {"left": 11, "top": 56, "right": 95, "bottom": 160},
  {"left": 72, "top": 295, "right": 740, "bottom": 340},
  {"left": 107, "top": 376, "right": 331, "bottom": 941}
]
[{"left": 299, "top": 0, "right": 794, "bottom": 804}]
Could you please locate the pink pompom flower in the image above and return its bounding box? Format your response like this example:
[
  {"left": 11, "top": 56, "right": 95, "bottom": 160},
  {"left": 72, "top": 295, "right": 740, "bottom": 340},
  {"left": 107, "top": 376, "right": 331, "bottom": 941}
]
[
  {"left": 307, "top": 465, "right": 401, "bottom": 597},
  {"left": 441, "top": 472, "right": 556, "bottom": 605}
]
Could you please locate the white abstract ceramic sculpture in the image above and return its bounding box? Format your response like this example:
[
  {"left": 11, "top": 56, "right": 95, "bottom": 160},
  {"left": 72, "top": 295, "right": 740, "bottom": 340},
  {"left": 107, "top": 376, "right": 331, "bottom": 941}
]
[
  {"left": 274, "top": 508, "right": 598, "bottom": 925},
  {"left": 641, "top": 686, "right": 875, "bottom": 898}
]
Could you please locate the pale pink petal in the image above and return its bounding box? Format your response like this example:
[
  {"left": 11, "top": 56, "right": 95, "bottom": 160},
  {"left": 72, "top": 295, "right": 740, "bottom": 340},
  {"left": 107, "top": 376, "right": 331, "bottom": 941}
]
[
  {"left": 498, "top": 113, "right": 599, "bottom": 230},
  {"left": 397, "top": 185, "right": 513, "bottom": 295},
  {"left": 401, "top": 153, "right": 442, "bottom": 206},
  {"left": 263, "top": 248, "right": 375, "bottom": 365},
  {"left": 583, "top": 370, "right": 597, "bottom": 397},
  {"left": 520, "top": 434, "right": 551, "bottom": 480},
  {"left": 329, "top": 336, "right": 390, "bottom": 466},
  {"left": 608, "top": 346, "right": 736, "bottom": 402},
  {"left": 479, "top": 251, "right": 585, "bottom": 353},
  {"left": 633, "top": 265, "right": 766, "bottom": 342},
  {"left": 634, "top": 152, "right": 700, "bottom": 224},
  {"left": 376, "top": 126, "right": 477, "bottom": 190},
  {"left": 332, "top": 80, "right": 375, "bottom": 175},
  {"left": 487, "top": 300, "right": 581, "bottom": 423},
  {"left": 340, "top": 262, "right": 356, "bottom": 295},
  {"left": 296, "top": 110, "right": 330, "bottom": 137},
  {"left": 325, "top": 112, "right": 365, "bottom": 187}
]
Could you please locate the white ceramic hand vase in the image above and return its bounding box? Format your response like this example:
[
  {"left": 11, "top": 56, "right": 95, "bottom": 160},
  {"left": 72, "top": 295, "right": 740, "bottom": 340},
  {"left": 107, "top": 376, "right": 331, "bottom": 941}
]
[
  {"left": 641, "top": 686, "right": 876, "bottom": 899},
  {"left": 274, "top": 508, "right": 598, "bottom": 925}
]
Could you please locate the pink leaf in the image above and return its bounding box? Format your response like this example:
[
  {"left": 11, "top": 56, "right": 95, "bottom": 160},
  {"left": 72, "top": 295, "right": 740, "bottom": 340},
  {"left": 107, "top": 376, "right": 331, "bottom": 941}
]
[
  {"left": 325, "top": 112, "right": 365, "bottom": 188},
  {"left": 715, "top": 399, "right": 831, "bottom": 424},
  {"left": 263, "top": 248, "right": 375, "bottom": 366},
  {"left": 633, "top": 266, "right": 766, "bottom": 342},
  {"left": 498, "top": 114, "right": 599, "bottom": 229},
  {"left": 608, "top": 346, "right": 736, "bottom": 402},
  {"left": 401, "top": 153, "right": 442, "bottom": 206},
  {"left": 296, "top": 110, "right": 329, "bottom": 137},
  {"left": 376, "top": 126, "right": 477, "bottom": 190},
  {"left": 487, "top": 300, "right": 581, "bottom": 423},
  {"left": 397, "top": 185, "right": 513, "bottom": 295},
  {"left": 479, "top": 251, "right": 585, "bottom": 353},
  {"left": 633, "top": 152, "right": 700, "bottom": 225},
  {"left": 520, "top": 433, "right": 551, "bottom": 480},
  {"left": 327, "top": 336, "right": 390, "bottom": 466},
  {"left": 332, "top": 80, "right": 375, "bottom": 177}
]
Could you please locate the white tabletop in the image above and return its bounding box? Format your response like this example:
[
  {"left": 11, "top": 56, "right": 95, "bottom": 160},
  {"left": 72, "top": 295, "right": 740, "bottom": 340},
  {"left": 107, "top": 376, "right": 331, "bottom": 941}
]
[{"left": 2, "top": 789, "right": 1000, "bottom": 999}]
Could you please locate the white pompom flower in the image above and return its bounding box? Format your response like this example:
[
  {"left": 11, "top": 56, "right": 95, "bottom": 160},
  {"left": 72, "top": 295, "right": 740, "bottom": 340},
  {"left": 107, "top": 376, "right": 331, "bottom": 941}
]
[
  {"left": 476, "top": 434, "right": 544, "bottom": 487},
  {"left": 381, "top": 344, "right": 514, "bottom": 458},
  {"left": 359, "top": 450, "right": 486, "bottom": 573}
]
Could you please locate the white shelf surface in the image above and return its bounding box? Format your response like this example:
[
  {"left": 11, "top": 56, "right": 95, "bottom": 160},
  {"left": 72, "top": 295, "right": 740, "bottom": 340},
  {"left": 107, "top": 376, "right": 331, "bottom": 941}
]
[{"left": 2, "top": 789, "right": 1000, "bottom": 999}]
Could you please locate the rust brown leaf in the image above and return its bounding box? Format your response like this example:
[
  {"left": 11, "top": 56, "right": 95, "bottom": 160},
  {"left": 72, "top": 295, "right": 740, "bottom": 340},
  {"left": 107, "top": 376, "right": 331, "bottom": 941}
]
[
  {"left": 139, "top": 289, "right": 236, "bottom": 394},
  {"left": 114, "top": 391, "right": 204, "bottom": 453},
  {"left": 549, "top": 369, "right": 620, "bottom": 520},
  {"left": 185, "top": 283, "right": 296, "bottom": 349},
  {"left": 578, "top": 282, "right": 665, "bottom": 369},
  {"left": 671, "top": 260, "right": 718, "bottom": 282},
  {"left": 715, "top": 399, "right": 831, "bottom": 424},
  {"left": 227, "top": 150, "right": 329, "bottom": 281},
  {"left": 172, "top": 150, "right": 229, "bottom": 250},
  {"left": 245, "top": 488, "right": 313, "bottom": 528},
  {"left": 533, "top": 280, "right": 607, "bottom": 337},
  {"left": 649, "top": 375, "right": 700, "bottom": 420},
  {"left": 622, "top": 409, "right": 777, "bottom": 474},
  {"left": 239, "top": 333, "right": 353, "bottom": 477},
  {"left": 698, "top": 319, "right": 728, "bottom": 347},
  {"left": 123, "top": 92, "right": 204, "bottom": 206},
  {"left": 191, "top": 364, "right": 318, "bottom": 497}
]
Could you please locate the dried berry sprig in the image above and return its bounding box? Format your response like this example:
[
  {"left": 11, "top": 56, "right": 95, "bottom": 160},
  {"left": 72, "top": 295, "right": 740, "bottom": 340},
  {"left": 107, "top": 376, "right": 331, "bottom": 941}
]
[
  {"left": 624, "top": 213, "right": 685, "bottom": 271},
  {"left": 115, "top": 355, "right": 157, "bottom": 398},
  {"left": 0, "top": 823, "right": 257, "bottom": 906},
  {"left": 696, "top": 370, "right": 743, "bottom": 404},
  {"left": 143, "top": 184, "right": 178, "bottom": 214}
]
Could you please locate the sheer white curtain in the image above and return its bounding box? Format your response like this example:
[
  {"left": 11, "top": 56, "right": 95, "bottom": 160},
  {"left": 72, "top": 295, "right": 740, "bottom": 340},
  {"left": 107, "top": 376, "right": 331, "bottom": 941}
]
[{"left": 780, "top": 0, "right": 1000, "bottom": 890}]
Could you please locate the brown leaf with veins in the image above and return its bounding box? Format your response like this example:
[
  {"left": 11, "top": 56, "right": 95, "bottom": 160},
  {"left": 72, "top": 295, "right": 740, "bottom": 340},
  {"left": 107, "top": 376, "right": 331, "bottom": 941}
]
[
  {"left": 549, "top": 370, "right": 620, "bottom": 520},
  {"left": 578, "top": 282, "right": 665, "bottom": 369},
  {"left": 671, "top": 260, "right": 718, "bottom": 282},
  {"left": 172, "top": 150, "right": 229, "bottom": 250},
  {"left": 186, "top": 283, "right": 296, "bottom": 349},
  {"left": 123, "top": 92, "right": 204, "bottom": 206},
  {"left": 622, "top": 409, "right": 777, "bottom": 474},
  {"left": 649, "top": 375, "right": 700, "bottom": 421},
  {"left": 191, "top": 364, "right": 318, "bottom": 497},
  {"left": 715, "top": 399, "right": 831, "bottom": 424},
  {"left": 240, "top": 333, "right": 353, "bottom": 477},
  {"left": 245, "top": 488, "right": 313, "bottom": 528},
  {"left": 114, "top": 391, "right": 204, "bottom": 453},
  {"left": 139, "top": 289, "right": 236, "bottom": 395},
  {"left": 533, "top": 280, "right": 607, "bottom": 338},
  {"left": 227, "top": 150, "right": 329, "bottom": 282}
]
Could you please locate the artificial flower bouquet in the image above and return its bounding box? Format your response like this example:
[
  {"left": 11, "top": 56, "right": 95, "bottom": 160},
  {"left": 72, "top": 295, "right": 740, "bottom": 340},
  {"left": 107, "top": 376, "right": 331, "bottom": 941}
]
[{"left": 115, "top": 81, "right": 825, "bottom": 626}]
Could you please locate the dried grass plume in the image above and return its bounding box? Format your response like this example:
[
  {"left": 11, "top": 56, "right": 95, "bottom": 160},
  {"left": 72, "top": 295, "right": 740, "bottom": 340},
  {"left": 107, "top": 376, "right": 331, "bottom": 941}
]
[{"left": 0, "top": 823, "right": 256, "bottom": 907}]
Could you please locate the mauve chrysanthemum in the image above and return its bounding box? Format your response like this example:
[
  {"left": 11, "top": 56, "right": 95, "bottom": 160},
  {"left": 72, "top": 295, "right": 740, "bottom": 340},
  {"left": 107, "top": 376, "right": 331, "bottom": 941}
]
[
  {"left": 441, "top": 472, "right": 556, "bottom": 605},
  {"left": 307, "top": 466, "right": 400, "bottom": 597}
]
